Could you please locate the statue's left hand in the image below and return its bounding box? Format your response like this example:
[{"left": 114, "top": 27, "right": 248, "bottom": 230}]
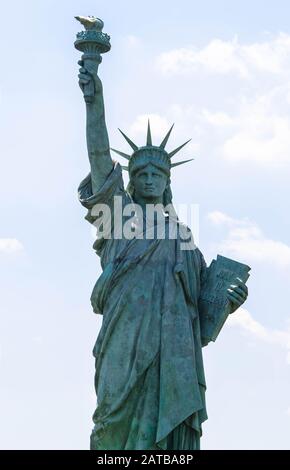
[{"left": 227, "top": 277, "right": 248, "bottom": 313}]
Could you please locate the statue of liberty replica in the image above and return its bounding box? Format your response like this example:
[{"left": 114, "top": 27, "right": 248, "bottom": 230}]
[{"left": 75, "top": 17, "right": 250, "bottom": 450}]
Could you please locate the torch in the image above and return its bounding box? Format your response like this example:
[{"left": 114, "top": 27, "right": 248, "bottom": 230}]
[{"left": 74, "top": 16, "right": 111, "bottom": 103}]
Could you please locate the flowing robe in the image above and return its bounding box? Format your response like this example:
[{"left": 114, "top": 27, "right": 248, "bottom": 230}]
[{"left": 79, "top": 162, "right": 220, "bottom": 450}]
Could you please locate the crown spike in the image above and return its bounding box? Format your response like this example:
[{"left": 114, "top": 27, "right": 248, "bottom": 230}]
[
  {"left": 168, "top": 139, "right": 192, "bottom": 158},
  {"left": 110, "top": 148, "right": 131, "bottom": 160},
  {"left": 170, "top": 158, "right": 194, "bottom": 168},
  {"left": 146, "top": 119, "right": 152, "bottom": 146},
  {"left": 159, "top": 123, "right": 174, "bottom": 149},
  {"left": 118, "top": 128, "right": 138, "bottom": 151}
]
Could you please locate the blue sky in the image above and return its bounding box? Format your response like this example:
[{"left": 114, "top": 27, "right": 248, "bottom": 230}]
[{"left": 1, "top": 0, "right": 290, "bottom": 449}]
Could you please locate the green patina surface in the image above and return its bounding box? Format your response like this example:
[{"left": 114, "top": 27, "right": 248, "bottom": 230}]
[{"left": 74, "top": 16, "right": 249, "bottom": 450}]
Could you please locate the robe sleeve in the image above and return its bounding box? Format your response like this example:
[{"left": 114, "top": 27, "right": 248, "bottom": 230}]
[
  {"left": 78, "top": 161, "right": 132, "bottom": 257},
  {"left": 78, "top": 161, "right": 126, "bottom": 224}
]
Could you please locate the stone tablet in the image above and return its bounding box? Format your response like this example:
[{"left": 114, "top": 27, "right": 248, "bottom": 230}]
[{"left": 199, "top": 255, "right": 251, "bottom": 345}]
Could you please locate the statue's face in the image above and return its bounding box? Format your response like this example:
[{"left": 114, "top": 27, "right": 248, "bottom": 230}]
[{"left": 132, "top": 163, "right": 168, "bottom": 201}]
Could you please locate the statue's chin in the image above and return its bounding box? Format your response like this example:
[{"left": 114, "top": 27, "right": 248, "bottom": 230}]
[{"left": 133, "top": 191, "right": 164, "bottom": 205}]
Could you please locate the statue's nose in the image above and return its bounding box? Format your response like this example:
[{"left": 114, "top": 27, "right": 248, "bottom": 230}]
[{"left": 145, "top": 175, "right": 153, "bottom": 184}]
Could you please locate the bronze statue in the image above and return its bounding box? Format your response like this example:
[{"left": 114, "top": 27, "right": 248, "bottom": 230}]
[{"left": 75, "top": 17, "right": 249, "bottom": 450}]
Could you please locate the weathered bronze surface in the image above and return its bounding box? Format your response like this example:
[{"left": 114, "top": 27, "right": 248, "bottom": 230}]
[{"left": 75, "top": 16, "right": 250, "bottom": 450}]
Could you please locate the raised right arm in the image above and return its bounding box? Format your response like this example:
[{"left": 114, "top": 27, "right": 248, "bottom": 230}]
[{"left": 78, "top": 59, "right": 113, "bottom": 194}]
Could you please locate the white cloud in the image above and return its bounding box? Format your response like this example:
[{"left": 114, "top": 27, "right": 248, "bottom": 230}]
[
  {"left": 208, "top": 211, "right": 290, "bottom": 268},
  {"left": 156, "top": 38, "right": 249, "bottom": 78},
  {"left": 201, "top": 87, "right": 290, "bottom": 166},
  {"left": 223, "top": 97, "right": 290, "bottom": 166},
  {"left": 228, "top": 308, "right": 290, "bottom": 364},
  {"left": 156, "top": 34, "right": 290, "bottom": 167},
  {"left": 0, "top": 238, "right": 24, "bottom": 254},
  {"left": 156, "top": 33, "right": 290, "bottom": 78},
  {"left": 208, "top": 211, "right": 250, "bottom": 227}
]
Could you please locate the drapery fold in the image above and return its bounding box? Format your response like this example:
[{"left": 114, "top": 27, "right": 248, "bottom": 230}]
[{"left": 78, "top": 163, "right": 218, "bottom": 450}]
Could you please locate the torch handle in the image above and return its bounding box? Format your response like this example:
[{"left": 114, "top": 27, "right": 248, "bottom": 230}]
[
  {"left": 82, "top": 53, "right": 102, "bottom": 104},
  {"left": 83, "top": 78, "right": 95, "bottom": 104}
]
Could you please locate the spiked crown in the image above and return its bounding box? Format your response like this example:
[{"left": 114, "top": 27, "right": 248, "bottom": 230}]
[{"left": 111, "top": 120, "right": 193, "bottom": 176}]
